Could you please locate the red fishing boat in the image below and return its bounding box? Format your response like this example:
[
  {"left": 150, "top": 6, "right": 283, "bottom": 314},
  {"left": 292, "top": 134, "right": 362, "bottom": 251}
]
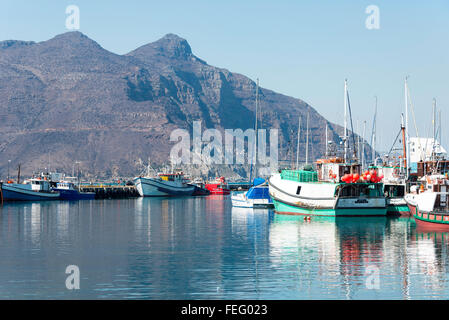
[
  {"left": 205, "top": 177, "right": 230, "bottom": 195},
  {"left": 405, "top": 175, "right": 449, "bottom": 231}
]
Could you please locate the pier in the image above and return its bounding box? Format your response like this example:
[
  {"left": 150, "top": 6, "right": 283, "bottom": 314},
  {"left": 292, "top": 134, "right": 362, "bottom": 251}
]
[
  {"left": 80, "top": 185, "right": 139, "bottom": 199},
  {"left": 228, "top": 182, "right": 252, "bottom": 191}
]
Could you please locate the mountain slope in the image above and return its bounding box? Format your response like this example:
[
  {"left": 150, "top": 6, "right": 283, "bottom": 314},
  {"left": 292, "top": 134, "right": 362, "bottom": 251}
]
[{"left": 0, "top": 32, "right": 370, "bottom": 179}]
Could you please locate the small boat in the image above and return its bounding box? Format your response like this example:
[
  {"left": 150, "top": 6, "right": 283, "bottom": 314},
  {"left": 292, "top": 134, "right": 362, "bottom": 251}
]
[
  {"left": 1, "top": 178, "right": 60, "bottom": 201},
  {"left": 134, "top": 171, "right": 195, "bottom": 197},
  {"left": 205, "top": 177, "right": 230, "bottom": 195},
  {"left": 52, "top": 181, "right": 95, "bottom": 200},
  {"left": 188, "top": 179, "right": 210, "bottom": 196},
  {"left": 405, "top": 175, "right": 449, "bottom": 231},
  {"left": 231, "top": 178, "right": 273, "bottom": 208}
]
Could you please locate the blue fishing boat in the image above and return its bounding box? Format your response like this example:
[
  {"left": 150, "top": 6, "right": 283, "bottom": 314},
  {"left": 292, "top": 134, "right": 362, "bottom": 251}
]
[
  {"left": 231, "top": 178, "right": 273, "bottom": 208},
  {"left": 1, "top": 178, "right": 60, "bottom": 201},
  {"left": 52, "top": 181, "right": 95, "bottom": 200}
]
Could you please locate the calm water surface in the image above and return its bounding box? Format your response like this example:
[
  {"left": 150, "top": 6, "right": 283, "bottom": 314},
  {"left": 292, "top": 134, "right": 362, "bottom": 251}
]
[{"left": 0, "top": 196, "right": 448, "bottom": 299}]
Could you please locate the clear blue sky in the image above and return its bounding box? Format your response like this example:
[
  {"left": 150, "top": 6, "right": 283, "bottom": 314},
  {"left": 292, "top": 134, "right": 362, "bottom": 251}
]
[{"left": 1, "top": 0, "right": 448, "bottom": 151}]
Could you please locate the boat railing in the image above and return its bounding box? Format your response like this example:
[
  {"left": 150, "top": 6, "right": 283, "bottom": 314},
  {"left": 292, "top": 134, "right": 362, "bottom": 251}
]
[{"left": 281, "top": 170, "right": 318, "bottom": 183}]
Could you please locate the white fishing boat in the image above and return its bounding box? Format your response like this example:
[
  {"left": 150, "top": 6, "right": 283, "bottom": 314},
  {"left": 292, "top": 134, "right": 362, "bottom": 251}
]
[
  {"left": 268, "top": 80, "right": 387, "bottom": 217},
  {"left": 269, "top": 160, "right": 387, "bottom": 216},
  {"left": 134, "top": 171, "right": 195, "bottom": 197}
]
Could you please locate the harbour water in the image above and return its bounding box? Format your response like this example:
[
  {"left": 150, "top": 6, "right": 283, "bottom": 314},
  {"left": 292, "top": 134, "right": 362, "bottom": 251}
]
[{"left": 0, "top": 197, "right": 448, "bottom": 299}]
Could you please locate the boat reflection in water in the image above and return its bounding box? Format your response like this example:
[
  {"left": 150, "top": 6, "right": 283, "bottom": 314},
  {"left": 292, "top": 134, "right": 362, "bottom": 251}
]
[
  {"left": 266, "top": 213, "right": 449, "bottom": 299},
  {"left": 1, "top": 199, "right": 449, "bottom": 299}
]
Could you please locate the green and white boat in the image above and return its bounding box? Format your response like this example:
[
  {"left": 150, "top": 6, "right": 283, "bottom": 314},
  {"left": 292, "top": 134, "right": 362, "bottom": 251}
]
[
  {"left": 268, "top": 161, "right": 387, "bottom": 217},
  {"left": 371, "top": 165, "right": 410, "bottom": 216},
  {"left": 269, "top": 79, "right": 386, "bottom": 217}
]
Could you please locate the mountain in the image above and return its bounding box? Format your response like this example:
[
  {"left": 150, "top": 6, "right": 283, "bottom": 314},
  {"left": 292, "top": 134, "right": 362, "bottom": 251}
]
[{"left": 0, "top": 31, "right": 372, "bottom": 179}]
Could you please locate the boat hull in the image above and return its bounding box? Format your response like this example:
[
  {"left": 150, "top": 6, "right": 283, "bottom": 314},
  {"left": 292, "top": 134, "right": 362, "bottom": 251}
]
[
  {"left": 205, "top": 184, "right": 230, "bottom": 195},
  {"left": 134, "top": 177, "right": 195, "bottom": 197},
  {"left": 1, "top": 184, "right": 60, "bottom": 201},
  {"left": 231, "top": 192, "right": 274, "bottom": 208},
  {"left": 191, "top": 185, "right": 210, "bottom": 196},
  {"left": 272, "top": 198, "right": 387, "bottom": 216},
  {"left": 413, "top": 209, "right": 449, "bottom": 231},
  {"left": 269, "top": 174, "right": 387, "bottom": 217},
  {"left": 54, "top": 189, "right": 96, "bottom": 200},
  {"left": 387, "top": 204, "right": 410, "bottom": 216}
]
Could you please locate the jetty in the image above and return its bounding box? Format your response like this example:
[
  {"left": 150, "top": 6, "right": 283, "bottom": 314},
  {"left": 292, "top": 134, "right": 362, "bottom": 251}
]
[{"left": 79, "top": 185, "right": 139, "bottom": 199}]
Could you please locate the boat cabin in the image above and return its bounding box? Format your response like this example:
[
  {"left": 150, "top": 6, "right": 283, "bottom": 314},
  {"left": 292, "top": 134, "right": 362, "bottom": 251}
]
[
  {"left": 24, "top": 178, "right": 52, "bottom": 192},
  {"left": 158, "top": 172, "right": 185, "bottom": 182},
  {"left": 316, "top": 158, "right": 361, "bottom": 182},
  {"left": 55, "top": 181, "right": 78, "bottom": 190}
]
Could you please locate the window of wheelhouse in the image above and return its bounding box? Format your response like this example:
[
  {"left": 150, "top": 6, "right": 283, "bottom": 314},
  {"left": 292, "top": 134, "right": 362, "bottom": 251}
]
[{"left": 384, "top": 185, "right": 405, "bottom": 197}]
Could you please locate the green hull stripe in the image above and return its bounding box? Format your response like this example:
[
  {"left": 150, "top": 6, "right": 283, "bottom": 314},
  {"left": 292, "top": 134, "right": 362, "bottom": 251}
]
[
  {"left": 387, "top": 205, "right": 410, "bottom": 213},
  {"left": 414, "top": 211, "right": 449, "bottom": 224}
]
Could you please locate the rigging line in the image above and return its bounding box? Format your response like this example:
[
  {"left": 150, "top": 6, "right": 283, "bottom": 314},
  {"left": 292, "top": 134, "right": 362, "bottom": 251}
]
[
  {"left": 346, "top": 90, "right": 357, "bottom": 159},
  {"left": 387, "top": 128, "right": 403, "bottom": 159},
  {"left": 407, "top": 85, "right": 423, "bottom": 158}
]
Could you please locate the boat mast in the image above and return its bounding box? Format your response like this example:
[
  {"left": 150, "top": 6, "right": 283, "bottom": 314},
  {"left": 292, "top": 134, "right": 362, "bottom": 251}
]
[
  {"left": 401, "top": 114, "right": 407, "bottom": 173},
  {"left": 296, "top": 116, "right": 301, "bottom": 170},
  {"left": 325, "top": 122, "right": 329, "bottom": 158},
  {"left": 405, "top": 77, "right": 410, "bottom": 179},
  {"left": 432, "top": 98, "right": 436, "bottom": 161},
  {"left": 343, "top": 79, "right": 348, "bottom": 163},
  {"left": 249, "top": 79, "right": 259, "bottom": 184},
  {"left": 306, "top": 112, "right": 310, "bottom": 165},
  {"left": 362, "top": 120, "right": 366, "bottom": 170},
  {"left": 371, "top": 96, "right": 377, "bottom": 166},
  {"left": 357, "top": 120, "right": 360, "bottom": 161},
  {"left": 439, "top": 110, "right": 442, "bottom": 154}
]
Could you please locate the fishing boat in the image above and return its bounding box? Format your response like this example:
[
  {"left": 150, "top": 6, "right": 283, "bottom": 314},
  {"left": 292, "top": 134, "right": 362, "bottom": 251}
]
[
  {"left": 269, "top": 160, "right": 387, "bottom": 216},
  {"left": 373, "top": 165, "right": 409, "bottom": 216},
  {"left": 205, "top": 177, "right": 230, "bottom": 195},
  {"left": 405, "top": 175, "right": 449, "bottom": 231},
  {"left": 134, "top": 171, "right": 195, "bottom": 197},
  {"left": 0, "top": 178, "right": 60, "bottom": 201},
  {"left": 268, "top": 80, "right": 386, "bottom": 217},
  {"left": 371, "top": 112, "right": 410, "bottom": 216},
  {"left": 52, "top": 181, "right": 95, "bottom": 200},
  {"left": 188, "top": 178, "right": 210, "bottom": 196},
  {"left": 231, "top": 178, "right": 274, "bottom": 208}
]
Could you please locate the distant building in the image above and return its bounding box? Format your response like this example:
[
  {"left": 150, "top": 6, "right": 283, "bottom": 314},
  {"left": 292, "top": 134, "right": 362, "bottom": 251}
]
[
  {"left": 410, "top": 137, "right": 446, "bottom": 162},
  {"left": 410, "top": 137, "right": 447, "bottom": 174}
]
